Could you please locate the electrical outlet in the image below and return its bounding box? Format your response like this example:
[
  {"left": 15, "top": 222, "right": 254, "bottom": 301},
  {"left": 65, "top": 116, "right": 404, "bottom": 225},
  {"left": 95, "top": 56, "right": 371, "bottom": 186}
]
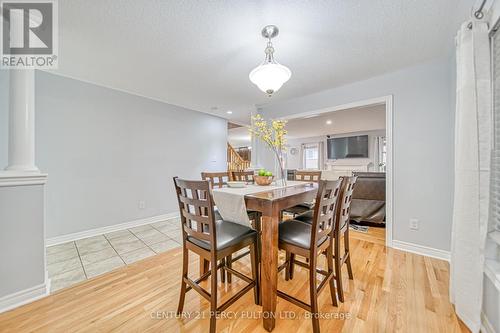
[
  {"left": 409, "top": 218, "right": 419, "bottom": 230},
  {"left": 139, "top": 200, "right": 146, "bottom": 209}
]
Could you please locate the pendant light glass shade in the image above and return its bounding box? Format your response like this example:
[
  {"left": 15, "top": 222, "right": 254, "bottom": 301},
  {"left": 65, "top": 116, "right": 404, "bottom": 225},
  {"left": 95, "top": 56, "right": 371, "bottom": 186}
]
[{"left": 249, "top": 62, "right": 291, "bottom": 96}]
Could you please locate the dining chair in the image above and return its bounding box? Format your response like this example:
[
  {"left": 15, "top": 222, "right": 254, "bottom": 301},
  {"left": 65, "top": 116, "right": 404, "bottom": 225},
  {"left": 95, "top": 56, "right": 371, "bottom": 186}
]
[
  {"left": 231, "top": 170, "right": 255, "bottom": 183},
  {"left": 277, "top": 179, "right": 343, "bottom": 333},
  {"left": 282, "top": 170, "right": 322, "bottom": 218},
  {"left": 173, "top": 177, "right": 260, "bottom": 333},
  {"left": 201, "top": 171, "right": 261, "bottom": 283},
  {"left": 201, "top": 171, "right": 230, "bottom": 188},
  {"left": 295, "top": 170, "right": 322, "bottom": 182},
  {"left": 200, "top": 172, "right": 229, "bottom": 279},
  {"left": 293, "top": 176, "right": 358, "bottom": 302}
]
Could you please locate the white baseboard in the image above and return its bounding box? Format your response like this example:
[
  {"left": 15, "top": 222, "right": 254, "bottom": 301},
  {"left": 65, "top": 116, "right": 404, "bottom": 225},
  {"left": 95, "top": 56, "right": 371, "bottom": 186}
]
[
  {"left": 46, "top": 212, "right": 180, "bottom": 246},
  {"left": 481, "top": 312, "right": 496, "bottom": 333},
  {"left": 0, "top": 282, "right": 49, "bottom": 314},
  {"left": 392, "top": 240, "right": 451, "bottom": 261}
]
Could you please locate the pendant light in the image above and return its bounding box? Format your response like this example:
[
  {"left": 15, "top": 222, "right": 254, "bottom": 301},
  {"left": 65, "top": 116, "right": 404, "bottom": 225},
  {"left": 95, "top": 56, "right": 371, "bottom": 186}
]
[{"left": 249, "top": 25, "right": 291, "bottom": 96}]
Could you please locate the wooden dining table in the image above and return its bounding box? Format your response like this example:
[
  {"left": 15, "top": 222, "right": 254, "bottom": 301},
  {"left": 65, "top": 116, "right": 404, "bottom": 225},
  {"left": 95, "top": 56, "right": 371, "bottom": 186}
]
[{"left": 244, "top": 182, "right": 318, "bottom": 331}]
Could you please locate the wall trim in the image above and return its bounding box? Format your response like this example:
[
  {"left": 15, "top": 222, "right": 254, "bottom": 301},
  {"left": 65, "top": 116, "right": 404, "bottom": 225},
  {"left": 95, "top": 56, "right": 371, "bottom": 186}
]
[
  {"left": 482, "top": 311, "right": 496, "bottom": 333},
  {"left": 46, "top": 212, "right": 180, "bottom": 246},
  {"left": 0, "top": 172, "right": 48, "bottom": 187},
  {"left": 0, "top": 282, "right": 49, "bottom": 314},
  {"left": 392, "top": 240, "right": 451, "bottom": 261}
]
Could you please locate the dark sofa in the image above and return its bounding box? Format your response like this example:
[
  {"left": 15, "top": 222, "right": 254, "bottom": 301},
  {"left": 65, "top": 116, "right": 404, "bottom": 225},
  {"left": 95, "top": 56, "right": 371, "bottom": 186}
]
[{"left": 350, "top": 172, "right": 386, "bottom": 226}]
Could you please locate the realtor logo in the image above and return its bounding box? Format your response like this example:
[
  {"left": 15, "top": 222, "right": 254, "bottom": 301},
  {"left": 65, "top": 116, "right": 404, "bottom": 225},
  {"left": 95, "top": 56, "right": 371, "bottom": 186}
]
[{"left": 1, "top": 0, "right": 58, "bottom": 68}]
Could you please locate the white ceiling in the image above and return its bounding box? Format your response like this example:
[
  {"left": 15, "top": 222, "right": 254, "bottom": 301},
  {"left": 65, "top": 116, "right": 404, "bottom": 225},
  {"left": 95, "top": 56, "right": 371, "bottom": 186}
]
[
  {"left": 285, "top": 104, "right": 386, "bottom": 139},
  {"left": 228, "top": 103, "right": 386, "bottom": 147},
  {"left": 52, "top": 0, "right": 474, "bottom": 123}
]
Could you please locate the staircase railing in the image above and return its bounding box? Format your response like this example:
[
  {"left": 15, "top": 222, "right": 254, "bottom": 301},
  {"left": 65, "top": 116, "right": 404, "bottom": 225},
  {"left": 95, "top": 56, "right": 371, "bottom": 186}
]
[{"left": 227, "top": 143, "right": 250, "bottom": 173}]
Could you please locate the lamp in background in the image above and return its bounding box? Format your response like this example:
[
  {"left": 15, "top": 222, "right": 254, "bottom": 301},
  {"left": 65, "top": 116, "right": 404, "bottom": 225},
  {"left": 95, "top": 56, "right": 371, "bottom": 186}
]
[{"left": 249, "top": 25, "right": 291, "bottom": 96}]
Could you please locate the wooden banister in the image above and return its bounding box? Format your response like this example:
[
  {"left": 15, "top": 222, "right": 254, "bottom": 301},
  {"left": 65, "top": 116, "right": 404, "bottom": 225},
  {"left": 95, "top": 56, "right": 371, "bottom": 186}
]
[{"left": 227, "top": 143, "right": 250, "bottom": 173}]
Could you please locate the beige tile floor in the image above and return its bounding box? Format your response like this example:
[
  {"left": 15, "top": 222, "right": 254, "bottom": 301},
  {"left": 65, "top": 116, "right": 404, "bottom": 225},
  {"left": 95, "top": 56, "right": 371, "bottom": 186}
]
[{"left": 46, "top": 218, "right": 182, "bottom": 292}]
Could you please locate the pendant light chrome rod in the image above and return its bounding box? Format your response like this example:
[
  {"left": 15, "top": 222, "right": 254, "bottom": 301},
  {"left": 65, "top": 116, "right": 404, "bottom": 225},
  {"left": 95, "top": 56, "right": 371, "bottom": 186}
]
[{"left": 262, "top": 25, "right": 278, "bottom": 64}]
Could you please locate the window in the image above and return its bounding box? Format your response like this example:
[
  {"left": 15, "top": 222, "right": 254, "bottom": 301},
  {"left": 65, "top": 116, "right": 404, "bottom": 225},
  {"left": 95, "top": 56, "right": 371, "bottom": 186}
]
[{"left": 303, "top": 143, "right": 319, "bottom": 169}]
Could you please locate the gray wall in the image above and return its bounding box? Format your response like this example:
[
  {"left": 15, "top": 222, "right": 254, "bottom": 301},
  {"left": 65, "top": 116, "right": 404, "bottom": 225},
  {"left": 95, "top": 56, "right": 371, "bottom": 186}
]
[
  {"left": 0, "top": 185, "right": 45, "bottom": 297},
  {"left": 0, "top": 71, "right": 228, "bottom": 238},
  {"left": 257, "top": 57, "right": 455, "bottom": 252}
]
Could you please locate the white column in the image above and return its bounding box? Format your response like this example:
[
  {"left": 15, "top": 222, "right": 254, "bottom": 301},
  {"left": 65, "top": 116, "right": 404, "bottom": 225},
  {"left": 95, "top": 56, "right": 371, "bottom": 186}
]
[
  {"left": 5, "top": 69, "right": 39, "bottom": 173},
  {"left": 0, "top": 70, "right": 48, "bottom": 305}
]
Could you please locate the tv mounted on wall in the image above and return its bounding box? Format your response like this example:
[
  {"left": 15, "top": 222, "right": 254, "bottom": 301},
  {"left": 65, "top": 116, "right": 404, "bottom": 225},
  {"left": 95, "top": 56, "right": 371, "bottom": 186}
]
[{"left": 327, "top": 135, "right": 369, "bottom": 159}]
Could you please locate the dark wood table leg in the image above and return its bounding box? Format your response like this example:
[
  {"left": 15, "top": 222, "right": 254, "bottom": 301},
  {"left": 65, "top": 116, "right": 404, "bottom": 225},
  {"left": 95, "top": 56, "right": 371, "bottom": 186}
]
[{"left": 261, "top": 205, "right": 279, "bottom": 331}]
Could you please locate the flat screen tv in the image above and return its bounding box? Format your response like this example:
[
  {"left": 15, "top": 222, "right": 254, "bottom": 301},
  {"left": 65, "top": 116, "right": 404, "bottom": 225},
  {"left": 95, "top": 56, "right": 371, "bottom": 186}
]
[{"left": 327, "top": 135, "right": 368, "bottom": 159}]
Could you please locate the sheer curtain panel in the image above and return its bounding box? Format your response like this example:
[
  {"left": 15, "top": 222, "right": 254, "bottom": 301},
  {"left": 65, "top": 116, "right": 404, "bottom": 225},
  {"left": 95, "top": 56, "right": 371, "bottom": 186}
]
[{"left": 450, "top": 20, "right": 492, "bottom": 333}]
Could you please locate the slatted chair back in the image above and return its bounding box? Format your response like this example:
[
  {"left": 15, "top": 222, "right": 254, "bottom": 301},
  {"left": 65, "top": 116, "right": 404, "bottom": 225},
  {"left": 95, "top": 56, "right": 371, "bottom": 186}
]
[
  {"left": 232, "top": 171, "right": 255, "bottom": 183},
  {"left": 201, "top": 172, "right": 230, "bottom": 188},
  {"left": 295, "top": 170, "right": 322, "bottom": 183},
  {"left": 336, "top": 176, "right": 358, "bottom": 232},
  {"left": 309, "top": 179, "right": 343, "bottom": 251},
  {"left": 174, "top": 177, "right": 217, "bottom": 250}
]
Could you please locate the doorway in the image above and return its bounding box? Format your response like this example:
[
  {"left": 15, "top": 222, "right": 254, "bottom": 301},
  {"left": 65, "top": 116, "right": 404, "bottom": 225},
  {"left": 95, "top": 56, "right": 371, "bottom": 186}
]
[{"left": 281, "top": 96, "right": 393, "bottom": 247}]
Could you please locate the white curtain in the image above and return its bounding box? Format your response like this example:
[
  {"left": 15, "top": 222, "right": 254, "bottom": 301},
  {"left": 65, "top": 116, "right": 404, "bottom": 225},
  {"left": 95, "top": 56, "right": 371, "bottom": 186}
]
[
  {"left": 373, "top": 137, "right": 380, "bottom": 171},
  {"left": 373, "top": 136, "right": 385, "bottom": 172},
  {"left": 450, "top": 20, "right": 491, "bottom": 333},
  {"left": 299, "top": 144, "right": 305, "bottom": 169},
  {"left": 318, "top": 141, "right": 325, "bottom": 170}
]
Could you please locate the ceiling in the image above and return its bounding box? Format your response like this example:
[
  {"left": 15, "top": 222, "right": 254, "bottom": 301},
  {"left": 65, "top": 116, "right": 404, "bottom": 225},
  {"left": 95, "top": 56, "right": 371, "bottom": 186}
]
[
  {"left": 284, "top": 104, "right": 386, "bottom": 139},
  {"left": 52, "top": 0, "right": 474, "bottom": 123},
  {"left": 228, "top": 103, "right": 386, "bottom": 147}
]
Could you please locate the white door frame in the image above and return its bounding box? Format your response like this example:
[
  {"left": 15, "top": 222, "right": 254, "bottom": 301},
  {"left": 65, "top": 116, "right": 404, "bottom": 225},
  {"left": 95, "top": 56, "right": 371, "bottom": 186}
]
[{"left": 280, "top": 95, "right": 394, "bottom": 248}]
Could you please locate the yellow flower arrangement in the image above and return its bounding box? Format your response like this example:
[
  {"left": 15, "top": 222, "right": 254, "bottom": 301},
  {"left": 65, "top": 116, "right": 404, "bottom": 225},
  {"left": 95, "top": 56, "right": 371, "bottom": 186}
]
[{"left": 249, "top": 114, "right": 288, "bottom": 184}]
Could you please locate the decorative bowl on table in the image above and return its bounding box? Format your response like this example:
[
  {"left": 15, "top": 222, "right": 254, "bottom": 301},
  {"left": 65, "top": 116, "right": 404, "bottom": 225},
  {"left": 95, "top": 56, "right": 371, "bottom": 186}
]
[
  {"left": 227, "top": 181, "right": 246, "bottom": 188},
  {"left": 254, "top": 175, "right": 274, "bottom": 186}
]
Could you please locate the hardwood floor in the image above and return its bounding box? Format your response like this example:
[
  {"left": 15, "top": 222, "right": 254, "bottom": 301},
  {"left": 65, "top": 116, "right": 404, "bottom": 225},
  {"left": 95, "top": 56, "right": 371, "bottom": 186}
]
[
  {"left": 350, "top": 224, "right": 386, "bottom": 246},
  {"left": 0, "top": 229, "right": 468, "bottom": 333}
]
